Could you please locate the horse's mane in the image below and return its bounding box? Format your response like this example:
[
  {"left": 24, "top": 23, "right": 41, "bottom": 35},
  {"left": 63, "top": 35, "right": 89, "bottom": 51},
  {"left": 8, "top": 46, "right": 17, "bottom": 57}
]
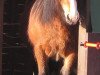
[{"left": 30, "top": 0, "right": 65, "bottom": 24}]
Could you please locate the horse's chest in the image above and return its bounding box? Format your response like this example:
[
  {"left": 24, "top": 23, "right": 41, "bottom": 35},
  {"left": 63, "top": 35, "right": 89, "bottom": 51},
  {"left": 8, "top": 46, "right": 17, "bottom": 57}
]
[{"left": 42, "top": 26, "right": 69, "bottom": 59}]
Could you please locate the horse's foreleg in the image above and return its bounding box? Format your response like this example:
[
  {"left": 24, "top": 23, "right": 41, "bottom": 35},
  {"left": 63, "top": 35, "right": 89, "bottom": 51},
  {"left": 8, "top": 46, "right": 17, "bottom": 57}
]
[
  {"left": 60, "top": 52, "right": 75, "bottom": 75},
  {"left": 34, "top": 45, "right": 48, "bottom": 75}
]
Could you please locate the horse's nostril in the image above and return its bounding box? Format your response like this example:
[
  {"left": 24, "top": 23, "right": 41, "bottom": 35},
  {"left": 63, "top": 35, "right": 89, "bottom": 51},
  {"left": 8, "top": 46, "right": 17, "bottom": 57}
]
[
  {"left": 66, "top": 13, "right": 79, "bottom": 25},
  {"left": 67, "top": 14, "right": 72, "bottom": 22},
  {"left": 67, "top": 14, "right": 70, "bottom": 20}
]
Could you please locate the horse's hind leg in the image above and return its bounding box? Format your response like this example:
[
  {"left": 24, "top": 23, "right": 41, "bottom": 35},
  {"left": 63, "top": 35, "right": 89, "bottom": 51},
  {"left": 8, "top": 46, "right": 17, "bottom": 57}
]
[
  {"left": 60, "top": 52, "right": 75, "bottom": 75},
  {"left": 34, "top": 45, "right": 48, "bottom": 75}
]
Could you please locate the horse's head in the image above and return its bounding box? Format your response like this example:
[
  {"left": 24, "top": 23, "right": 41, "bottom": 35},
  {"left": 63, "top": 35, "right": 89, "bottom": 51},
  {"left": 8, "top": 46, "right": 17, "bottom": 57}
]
[{"left": 60, "top": 0, "right": 79, "bottom": 25}]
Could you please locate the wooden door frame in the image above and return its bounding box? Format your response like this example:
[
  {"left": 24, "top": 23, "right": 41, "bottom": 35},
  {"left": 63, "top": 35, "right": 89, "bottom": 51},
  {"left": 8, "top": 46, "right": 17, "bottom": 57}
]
[{"left": 78, "top": 0, "right": 91, "bottom": 75}]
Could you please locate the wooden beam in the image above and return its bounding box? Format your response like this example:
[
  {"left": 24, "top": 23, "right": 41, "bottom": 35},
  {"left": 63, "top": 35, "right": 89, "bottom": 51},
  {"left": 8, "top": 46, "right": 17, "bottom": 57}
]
[{"left": 78, "top": 24, "right": 88, "bottom": 75}]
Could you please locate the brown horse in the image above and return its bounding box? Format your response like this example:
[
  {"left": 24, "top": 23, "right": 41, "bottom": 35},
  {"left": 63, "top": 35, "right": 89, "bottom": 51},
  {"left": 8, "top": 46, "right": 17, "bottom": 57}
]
[{"left": 28, "top": 0, "right": 79, "bottom": 75}]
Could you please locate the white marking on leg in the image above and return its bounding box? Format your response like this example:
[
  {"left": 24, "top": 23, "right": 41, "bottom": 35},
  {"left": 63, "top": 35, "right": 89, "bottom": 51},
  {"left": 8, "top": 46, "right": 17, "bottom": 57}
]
[{"left": 61, "top": 53, "right": 75, "bottom": 75}]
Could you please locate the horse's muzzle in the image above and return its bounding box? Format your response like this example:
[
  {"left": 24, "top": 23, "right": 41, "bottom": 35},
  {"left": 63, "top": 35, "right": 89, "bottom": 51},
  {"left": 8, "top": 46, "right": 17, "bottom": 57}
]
[{"left": 66, "top": 12, "right": 79, "bottom": 25}]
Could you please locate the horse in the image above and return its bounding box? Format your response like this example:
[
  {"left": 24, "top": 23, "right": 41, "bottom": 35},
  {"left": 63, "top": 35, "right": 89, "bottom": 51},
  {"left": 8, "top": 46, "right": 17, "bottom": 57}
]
[{"left": 27, "top": 0, "right": 79, "bottom": 75}]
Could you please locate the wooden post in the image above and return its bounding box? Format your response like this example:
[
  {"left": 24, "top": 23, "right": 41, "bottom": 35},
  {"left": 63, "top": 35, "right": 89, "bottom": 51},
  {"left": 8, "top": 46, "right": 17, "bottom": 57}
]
[
  {"left": 78, "top": 0, "right": 91, "bottom": 74},
  {"left": 78, "top": 24, "right": 88, "bottom": 75}
]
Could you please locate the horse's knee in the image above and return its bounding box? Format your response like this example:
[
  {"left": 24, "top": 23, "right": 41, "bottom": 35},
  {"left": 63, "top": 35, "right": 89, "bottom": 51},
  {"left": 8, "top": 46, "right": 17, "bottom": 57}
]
[
  {"left": 36, "top": 55, "right": 48, "bottom": 75},
  {"left": 34, "top": 45, "right": 48, "bottom": 75},
  {"left": 60, "top": 52, "right": 75, "bottom": 75}
]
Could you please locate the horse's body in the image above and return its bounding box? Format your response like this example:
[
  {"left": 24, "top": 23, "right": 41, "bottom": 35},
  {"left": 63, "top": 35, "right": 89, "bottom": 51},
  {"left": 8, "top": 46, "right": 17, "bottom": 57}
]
[{"left": 28, "top": 0, "right": 79, "bottom": 75}]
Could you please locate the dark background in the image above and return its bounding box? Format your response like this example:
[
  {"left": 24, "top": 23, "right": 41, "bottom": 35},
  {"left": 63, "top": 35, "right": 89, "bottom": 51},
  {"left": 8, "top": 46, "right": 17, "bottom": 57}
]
[
  {"left": 0, "top": 0, "right": 4, "bottom": 75},
  {"left": 2, "top": 0, "right": 37, "bottom": 75},
  {"left": 91, "top": 0, "right": 100, "bottom": 32},
  {"left": 88, "top": 33, "right": 100, "bottom": 75}
]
